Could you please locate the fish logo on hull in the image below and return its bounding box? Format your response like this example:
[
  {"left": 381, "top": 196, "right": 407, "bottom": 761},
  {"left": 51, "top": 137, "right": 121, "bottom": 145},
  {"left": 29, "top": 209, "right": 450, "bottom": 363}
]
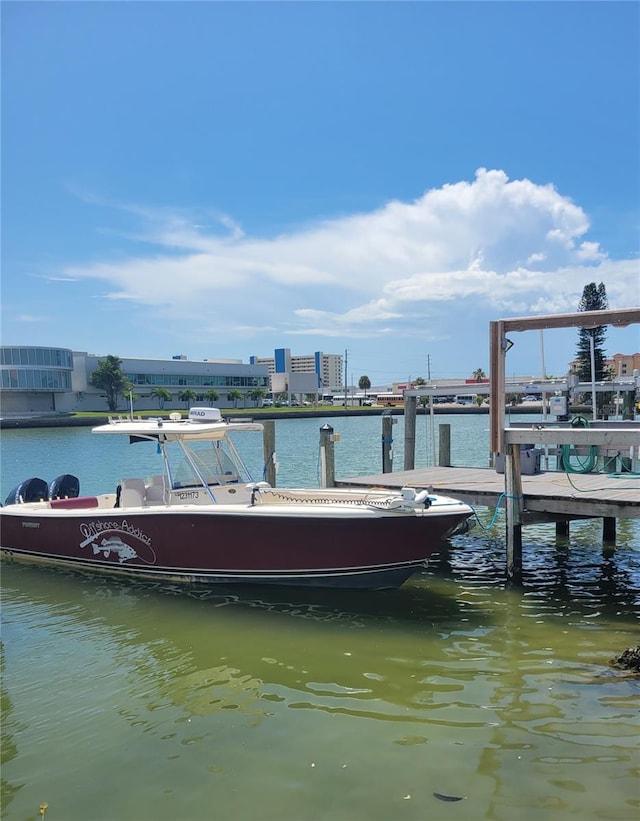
[
  {"left": 79, "top": 520, "right": 156, "bottom": 565},
  {"left": 92, "top": 537, "right": 139, "bottom": 563}
]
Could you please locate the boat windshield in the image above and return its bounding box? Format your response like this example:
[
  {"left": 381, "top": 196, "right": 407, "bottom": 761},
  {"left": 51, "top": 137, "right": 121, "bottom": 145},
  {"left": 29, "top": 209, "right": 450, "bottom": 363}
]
[{"left": 166, "top": 438, "right": 252, "bottom": 488}]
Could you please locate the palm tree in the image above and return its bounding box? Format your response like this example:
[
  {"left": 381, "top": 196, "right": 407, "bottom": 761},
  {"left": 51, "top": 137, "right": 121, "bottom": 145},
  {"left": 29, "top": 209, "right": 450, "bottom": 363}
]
[
  {"left": 151, "top": 387, "right": 172, "bottom": 409},
  {"left": 178, "top": 389, "right": 197, "bottom": 408},
  {"left": 226, "top": 388, "right": 243, "bottom": 408},
  {"left": 123, "top": 389, "right": 139, "bottom": 408},
  {"left": 205, "top": 389, "right": 220, "bottom": 404},
  {"left": 472, "top": 368, "right": 486, "bottom": 382},
  {"left": 358, "top": 375, "right": 371, "bottom": 397},
  {"left": 248, "top": 388, "right": 266, "bottom": 406}
]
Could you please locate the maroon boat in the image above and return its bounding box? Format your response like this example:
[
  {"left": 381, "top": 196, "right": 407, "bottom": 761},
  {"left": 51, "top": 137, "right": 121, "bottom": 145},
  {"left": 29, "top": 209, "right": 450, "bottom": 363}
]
[{"left": 0, "top": 408, "right": 473, "bottom": 590}]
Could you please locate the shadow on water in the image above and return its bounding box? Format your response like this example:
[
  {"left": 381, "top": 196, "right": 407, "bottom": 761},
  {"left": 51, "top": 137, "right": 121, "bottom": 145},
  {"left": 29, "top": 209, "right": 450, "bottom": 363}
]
[
  {"left": 3, "top": 534, "right": 638, "bottom": 672},
  {"left": 1, "top": 555, "right": 490, "bottom": 632}
]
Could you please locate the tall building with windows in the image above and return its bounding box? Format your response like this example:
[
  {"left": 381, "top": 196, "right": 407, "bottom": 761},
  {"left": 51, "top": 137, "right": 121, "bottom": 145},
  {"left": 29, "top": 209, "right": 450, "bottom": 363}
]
[{"left": 250, "top": 349, "right": 343, "bottom": 391}]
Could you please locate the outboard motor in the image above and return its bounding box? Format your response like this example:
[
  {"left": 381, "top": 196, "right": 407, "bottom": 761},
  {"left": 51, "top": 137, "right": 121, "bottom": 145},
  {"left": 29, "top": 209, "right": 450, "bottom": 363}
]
[
  {"left": 4, "top": 477, "right": 49, "bottom": 505},
  {"left": 49, "top": 474, "right": 80, "bottom": 500}
]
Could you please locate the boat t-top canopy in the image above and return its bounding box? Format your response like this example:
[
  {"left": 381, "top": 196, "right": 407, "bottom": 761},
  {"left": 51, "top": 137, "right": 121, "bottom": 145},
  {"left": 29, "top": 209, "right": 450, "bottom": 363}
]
[{"left": 92, "top": 408, "right": 263, "bottom": 442}]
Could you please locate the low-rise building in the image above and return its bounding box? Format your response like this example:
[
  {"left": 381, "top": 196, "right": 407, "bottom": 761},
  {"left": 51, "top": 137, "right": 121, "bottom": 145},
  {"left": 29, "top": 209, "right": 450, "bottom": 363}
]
[
  {"left": 568, "top": 352, "right": 640, "bottom": 378},
  {"left": 0, "top": 346, "right": 269, "bottom": 414},
  {"left": 0, "top": 346, "right": 75, "bottom": 414}
]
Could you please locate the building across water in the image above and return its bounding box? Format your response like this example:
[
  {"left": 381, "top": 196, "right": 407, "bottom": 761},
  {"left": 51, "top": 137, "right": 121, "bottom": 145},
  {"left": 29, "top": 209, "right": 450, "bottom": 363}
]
[
  {"left": 0, "top": 345, "right": 345, "bottom": 414},
  {"left": 250, "top": 349, "right": 343, "bottom": 393},
  {"left": 2, "top": 343, "right": 637, "bottom": 416}
]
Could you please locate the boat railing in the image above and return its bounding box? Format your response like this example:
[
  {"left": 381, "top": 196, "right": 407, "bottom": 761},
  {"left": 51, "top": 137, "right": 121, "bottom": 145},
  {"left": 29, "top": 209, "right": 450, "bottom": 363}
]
[{"left": 255, "top": 487, "right": 404, "bottom": 507}]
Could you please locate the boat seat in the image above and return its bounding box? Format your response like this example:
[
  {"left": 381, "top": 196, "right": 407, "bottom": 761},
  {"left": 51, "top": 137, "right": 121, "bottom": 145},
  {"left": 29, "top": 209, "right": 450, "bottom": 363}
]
[
  {"left": 121, "top": 477, "right": 146, "bottom": 493},
  {"left": 145, "top": 484, "right": 166, "bottom": 505},
  {"left": 120, "top": 487, "right": 145, "bottom": 508},
  {"left": 120, "top": 478, "right": 146, "bottom": 508},
  {"left": 145, "top": 475, "right": 167, "bottom": 505}
]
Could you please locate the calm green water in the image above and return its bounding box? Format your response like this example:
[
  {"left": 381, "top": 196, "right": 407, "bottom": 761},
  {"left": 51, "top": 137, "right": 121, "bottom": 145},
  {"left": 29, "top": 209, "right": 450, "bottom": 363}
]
[{"left": 1, "top": 418, "right": 639, "bottom": 820}]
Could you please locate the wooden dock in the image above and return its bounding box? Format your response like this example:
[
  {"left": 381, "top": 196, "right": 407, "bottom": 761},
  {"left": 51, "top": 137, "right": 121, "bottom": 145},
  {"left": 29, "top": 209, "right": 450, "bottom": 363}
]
[
  {"left": 330, "top": 307, "right": 640, "bottom": 583},
  {"left": 336, "top": 465, "right": 640, "bottom": 523}
]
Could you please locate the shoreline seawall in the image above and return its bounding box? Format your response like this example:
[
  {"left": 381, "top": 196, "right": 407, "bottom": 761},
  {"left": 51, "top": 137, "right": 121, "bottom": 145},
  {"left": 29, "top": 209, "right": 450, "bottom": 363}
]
[{"left": 0, "top": 404, "right": 596, "bottom": 430}]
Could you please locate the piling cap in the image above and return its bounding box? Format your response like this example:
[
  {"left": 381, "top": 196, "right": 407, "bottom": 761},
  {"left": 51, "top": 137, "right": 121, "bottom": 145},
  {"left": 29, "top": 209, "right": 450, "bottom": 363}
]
[{"left": 320, "top": 423, "right": 334, "bottom": 432}]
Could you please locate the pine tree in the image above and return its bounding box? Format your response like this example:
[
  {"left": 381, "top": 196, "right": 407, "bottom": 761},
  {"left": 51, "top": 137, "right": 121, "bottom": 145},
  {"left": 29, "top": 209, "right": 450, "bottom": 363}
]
[{"left": 575, "top": 282, "right": 609, "bottom": 381}]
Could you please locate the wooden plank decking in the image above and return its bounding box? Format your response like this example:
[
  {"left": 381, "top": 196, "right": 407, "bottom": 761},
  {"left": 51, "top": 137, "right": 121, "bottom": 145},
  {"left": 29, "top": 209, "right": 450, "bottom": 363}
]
[{"left": 337, "top": 466, "right": 640, "bottom": 523}]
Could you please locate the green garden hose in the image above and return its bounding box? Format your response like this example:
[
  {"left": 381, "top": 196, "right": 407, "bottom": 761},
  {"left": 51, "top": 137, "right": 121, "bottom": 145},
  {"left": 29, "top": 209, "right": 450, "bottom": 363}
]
[{"left": 560, "top": 415, "right": 598, "bottom": 473}]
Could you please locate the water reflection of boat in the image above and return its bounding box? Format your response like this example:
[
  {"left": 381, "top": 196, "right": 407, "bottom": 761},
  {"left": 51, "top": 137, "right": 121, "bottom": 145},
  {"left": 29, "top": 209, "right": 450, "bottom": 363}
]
[
  {"left": 1, "top": 563, "right": 475, "bottom": 720},
  {"left": 1, "top": 408, "right": 473, "bottom": 590}
]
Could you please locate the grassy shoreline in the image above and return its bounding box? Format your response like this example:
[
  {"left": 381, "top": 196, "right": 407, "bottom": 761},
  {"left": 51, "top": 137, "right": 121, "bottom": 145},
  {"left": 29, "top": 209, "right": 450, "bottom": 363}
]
[{"left": 0, "top": 403, "right": 595, "bottom": 430}]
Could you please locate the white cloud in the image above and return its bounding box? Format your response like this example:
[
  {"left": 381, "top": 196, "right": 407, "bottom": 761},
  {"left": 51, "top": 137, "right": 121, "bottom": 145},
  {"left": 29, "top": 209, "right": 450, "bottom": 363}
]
[
  {"left": 17, "top": 314, "right": 46, "bottom": 322},
  {"left": 61, "top": 169, "right": 639, "bottom": 343}
]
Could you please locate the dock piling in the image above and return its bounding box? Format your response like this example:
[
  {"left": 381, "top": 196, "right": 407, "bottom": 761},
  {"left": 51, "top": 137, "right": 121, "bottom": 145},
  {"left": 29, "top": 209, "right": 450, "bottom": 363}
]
[
  {"left": 404, "top": 396, "right": 417, "bottom": 470},
  {"left": 382, "top": 413, "right": 395, "bottom": 474},
  {"left": 438, "top": 424, "right": 451, "bottom": 467},
  {"left": 319, "top": 424, "right": 336, "bottom": 488},
  {"left": 262, "top": 420, "right": 277, "bottom": 487},
  {"left": 505, "top": 444, "right": 524, "bottom": 584},
  {"left": 603, "top": 517, "right": 616, "bottom": 545}
]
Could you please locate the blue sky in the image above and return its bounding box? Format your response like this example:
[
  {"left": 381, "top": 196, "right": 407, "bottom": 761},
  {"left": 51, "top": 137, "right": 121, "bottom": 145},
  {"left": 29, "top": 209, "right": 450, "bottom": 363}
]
[{"left": 2, "top": 1, "right": 639, "bottom": 385}]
